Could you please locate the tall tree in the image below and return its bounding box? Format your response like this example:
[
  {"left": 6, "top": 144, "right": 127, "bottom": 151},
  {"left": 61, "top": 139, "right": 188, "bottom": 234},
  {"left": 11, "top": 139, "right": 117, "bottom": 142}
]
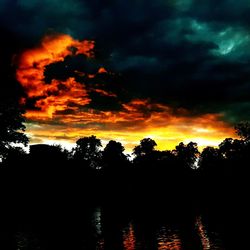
[
  {"left": 102, "top": 140, "right": 128, "bottom": 171},
  {"left": 133, "top": 138, "right": 157, "bottom": 159},
  {"left": 235, "top": 121, "right": 250, "bottom": 142},
  {"left": 219, "top": 138, "right": 245, "bottom": 160},
  {"left": 29, "top": 144, "right": 69, "bottom": 165},
  {"left": 132, "top": 138, "right": 159, "bottom": 171},
  {"left": 0, "top": 100, "right": 28, "bottom": 161},
  {"left": 174, "top": 142, "right": 199, "bottom": 169},
  {"left": 73, "top": 135, "right": 102, "bottom": 169},
  {"left": 199, "top": 146, "right": 222, "bottom": 173}
]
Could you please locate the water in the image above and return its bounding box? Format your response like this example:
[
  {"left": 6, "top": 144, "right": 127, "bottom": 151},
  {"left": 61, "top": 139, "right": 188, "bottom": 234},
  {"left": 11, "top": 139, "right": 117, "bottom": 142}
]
[{"left": 4, "top": 206, "right": 226, "bottom": 250}]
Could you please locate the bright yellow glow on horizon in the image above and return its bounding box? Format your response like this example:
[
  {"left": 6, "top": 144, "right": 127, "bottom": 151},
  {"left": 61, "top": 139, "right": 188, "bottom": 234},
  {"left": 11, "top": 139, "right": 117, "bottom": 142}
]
[
  {"left": 26, "top": 117, "right": 236, "bottom": 154},
  {"left": 16, "top": 33, "right": 237, "bottom": 154}
]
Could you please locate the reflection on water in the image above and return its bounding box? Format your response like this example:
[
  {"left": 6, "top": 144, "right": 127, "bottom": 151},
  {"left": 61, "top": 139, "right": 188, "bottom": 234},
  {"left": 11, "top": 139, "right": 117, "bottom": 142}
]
[
  {"left": 16, "top": 232, "right": 29, "bottom": 250},
  {"left": 5, "top": 207, "right": 225, "bottom": 250},
  {"left": 16, "top": 232, "right": 41, "bottom": 250},
  {"left": 93, "top": 207, "right": 102, "bottom": 236},
  {"left": 196, "top": 216, "right": 211, "bottom": 249},
  {"left": 123, "top": 223, "right": 136, "bottom": 250},
  {"left": 195, "top": 215, "right": 224, "bottom": 250},
  {"left": 96, "top": 238, "right": 105, "bottom": 250},
  {"left": 93, "top": 207, "right": 105, "bottom": 250},
  {"left": 157, "top": 226, "right": 182, "bottom": 250}
]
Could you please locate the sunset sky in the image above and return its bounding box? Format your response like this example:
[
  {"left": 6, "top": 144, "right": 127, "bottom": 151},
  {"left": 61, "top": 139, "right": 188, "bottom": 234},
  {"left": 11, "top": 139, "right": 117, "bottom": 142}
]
[{"left": 2, "top": 0, "right": 250, "bottom": 153}]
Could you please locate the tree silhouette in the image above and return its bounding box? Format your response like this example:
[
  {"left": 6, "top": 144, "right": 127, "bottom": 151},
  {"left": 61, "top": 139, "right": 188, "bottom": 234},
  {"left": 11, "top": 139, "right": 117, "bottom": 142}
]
[
  {"left": 132, "top": 138, "right": 158, "bottom": 193},
  {"left": 3, "top": 146, "right": 27, "bottom": 165},
  {"left": 133, "top": 138, "right": 157, "bottom": 159},
  {"left": 235, "top": 121, "right": 250, "bottom": 142},
  {"left": 218, "top": 138, "right": 245, "bottom": 161},
  {"left": 0, "top": 100, "right": 28, "bottom": 161},
  {"left": 156, "top": 149, "right": 177, "bottom": 174},
  {"left": 73, "top": 135, "right": 102, "bottom": 169},
  {"left": 102, "top": 140, "right": 128, "bottom": 171},
  {"left": 199, "top": 146, "right": 223, "bottom": 176},
  {"left": 29, "top": 144, "right": 69, "bottom": 165},
  {"left": 174, "top": 142, "right": 199, "bottom": 169},
  {"left": 200, "top": 146, "right": 221, "bottom": 165}
]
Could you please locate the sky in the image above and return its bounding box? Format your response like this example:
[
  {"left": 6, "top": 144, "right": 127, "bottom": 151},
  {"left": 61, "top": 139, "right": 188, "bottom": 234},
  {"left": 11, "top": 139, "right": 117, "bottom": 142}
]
[{"left": 1, "top": 0, "right": 250, "bottom": 152}]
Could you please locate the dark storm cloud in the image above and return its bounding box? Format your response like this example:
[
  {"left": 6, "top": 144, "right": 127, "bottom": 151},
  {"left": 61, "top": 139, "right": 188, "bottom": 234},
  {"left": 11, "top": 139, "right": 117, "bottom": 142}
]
[
  {"left": 43, "top": 53, "right": 127, "bottom": 112},
  {"left": 1, "top": 0, "right": 250, "bottom": 122},
  {"left": 44, "top": 55, "right": 101, "bottom": 83},
  {"left": 0, "top": 0, "right": 88, "bottom": 42},
  {"left": 86, "top": 92, "right": 122, "bottom": 111},
  {"left": 188, "top": 0, "right": 250, "bottom": 26}
]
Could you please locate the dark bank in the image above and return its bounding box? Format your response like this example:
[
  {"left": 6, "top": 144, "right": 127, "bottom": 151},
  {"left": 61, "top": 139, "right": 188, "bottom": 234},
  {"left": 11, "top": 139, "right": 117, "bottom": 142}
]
[{"left": 0, "top": 125, "right": 249, "bottom": 249}]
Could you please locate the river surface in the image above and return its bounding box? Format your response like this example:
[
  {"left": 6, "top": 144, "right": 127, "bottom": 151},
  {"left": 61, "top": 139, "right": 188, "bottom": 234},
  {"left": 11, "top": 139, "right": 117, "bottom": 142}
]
[{"left": 1, "top": 205, "right": 227, "bottom": 250}]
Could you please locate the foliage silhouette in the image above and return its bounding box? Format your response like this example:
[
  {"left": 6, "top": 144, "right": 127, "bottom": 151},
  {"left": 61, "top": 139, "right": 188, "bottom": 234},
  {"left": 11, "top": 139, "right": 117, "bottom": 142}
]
[
  {"left": 133, "top": 138, "right": 157, "bottom": 158},
  {"left": 0, "top": 100, "right": 28, "bottom": 161},
  {"left": 199, "top": 146, "right": 222, "bottom": 173},
  {"left": 102, "top": 140, "right": 129, "bottom": 172},
  {"left": 174, "top": 142, "right": 199, "bottom": 170},
  {"left": 133, "top": 138, "right": 159, "bottom": 170},
  {"left": 29, "top": 144, "right": 69, "bottom": 164},
  {"left": 73, "top": 135, "right": 102, "bottom": 169},
  {"left": 235, "top": 121, "right": 250, "bottom": 141},
  {"left": 0, "top": 119, "right": 249, "bottom": 210}
]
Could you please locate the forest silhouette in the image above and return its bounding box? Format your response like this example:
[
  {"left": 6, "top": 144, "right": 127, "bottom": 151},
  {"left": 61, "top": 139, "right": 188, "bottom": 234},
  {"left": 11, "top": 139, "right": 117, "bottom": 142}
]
[
  {"left": 0, "top": 50, "right": 248, "bottom": 216},
  {"left": 0, "top": 100, "right": 249, "bottom": 249},
  {"left": 1, "top": 99, "right": 249, "bottom": 206}
]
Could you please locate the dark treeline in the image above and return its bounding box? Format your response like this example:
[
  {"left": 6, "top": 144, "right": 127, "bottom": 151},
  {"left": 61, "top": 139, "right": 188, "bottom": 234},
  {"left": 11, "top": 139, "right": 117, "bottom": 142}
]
[
  {"left": 0, "top": 124, "right": 249, "bottom": 249},
  {"left": 1, "top": 99, "right": 249, "bottom": 206},
  {"left": 1, "top": 37, "right": 248, "bottom": 249},
  {"left": 1, "top": 122, "right": 250, "bottom": 208},
  {"left": 1, "top": 102, "right": 249, "bottom": 249}
]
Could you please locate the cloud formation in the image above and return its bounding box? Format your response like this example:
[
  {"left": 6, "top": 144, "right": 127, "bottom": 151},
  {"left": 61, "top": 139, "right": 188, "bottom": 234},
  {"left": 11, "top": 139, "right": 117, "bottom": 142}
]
[
  {"left": 1, "top": 1, "right": 250, "bottom": 119},
  {"left": 14, "top": 33, "right": 235, "bottom": 151},
  {"left": 1, "top": 0, "right": 248, "bottom": 150}
]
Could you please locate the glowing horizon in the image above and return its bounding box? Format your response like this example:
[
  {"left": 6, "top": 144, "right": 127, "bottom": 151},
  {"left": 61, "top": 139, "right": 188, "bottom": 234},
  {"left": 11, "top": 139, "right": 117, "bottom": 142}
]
[
  {"left": 25, "top": 118, "right": 236, "bottom": 154},
  {"left": 16, "top": 33, "right": 237, "bottom": 154}
]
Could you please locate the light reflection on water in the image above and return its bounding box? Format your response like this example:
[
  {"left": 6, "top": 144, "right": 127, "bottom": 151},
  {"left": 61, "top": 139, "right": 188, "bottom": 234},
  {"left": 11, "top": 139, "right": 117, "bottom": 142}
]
[
  {"left": 11, "top": 208, "right": 225, "bottom": 250},
  {"left": 93, "top": 207, "right": 102, "bottom": 236},
  {"left": 123, "top": 223, "right": 136, "bottom": 250},
  {"left": 85, "top": 207, "right": 225, "bottom": 250},
  {"left": 196, "top": 216, "right": 211, "bottom": 249},
  {"left": 195, "top": 215, "right": 224, "bottom": 250},
  {"left": 96, "top": 238, "right": 105, "bottom": 250},
  {"left": 93, "top": 207, "right": 105, "bottom": 250},
  {"left": 16, "top": 232, "right": 41, "bottom": 250},
  {"left": 157, "top": 226, "right": 182, "bottom": 250}
]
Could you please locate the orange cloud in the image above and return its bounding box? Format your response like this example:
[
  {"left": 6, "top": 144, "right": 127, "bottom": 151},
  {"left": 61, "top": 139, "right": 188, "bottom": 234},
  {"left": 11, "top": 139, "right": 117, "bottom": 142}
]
[
  {"left": 25, "top": 98, "right": 236, "bottom": 153},
  {"left": 16, "top": 33, "right": 236, "bottom": 153},
  {"left": 92, "top": 88, "right": 117, "bottom": 97},
  {"left": 16, "top": 34, "right": 94, "bottom": 97},
  {"left": 16, "top": 33, "right": 103, "bottom": 119},
  {"left": 98, "top": 67, "right": 108, "bottom": 74}
]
